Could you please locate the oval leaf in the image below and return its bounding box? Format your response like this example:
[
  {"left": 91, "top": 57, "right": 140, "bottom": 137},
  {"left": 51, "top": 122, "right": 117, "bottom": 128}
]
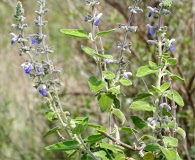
[
  {"left": 60, "top": 29, "right": 88, "bottom": 38},
  {"left": 129, "top": 101, "right": 155, "bottom": 111},
  {"left": 130, "top": 115, "right": 148, "bottom": 129},
  {"left": 113, "top": 108, "right": 126, "bottom": 125},
  {"left": 165, "top": 90, "right": 184, "bottom": 107},
  {"left": 98, "top": 93, "right": 114, "bottom": 112},
  {"left": 136, "top": 66, "right": 160, "bottom": 77},
  {"left": 97, "top": 28, "right": 116, "bottom": 37},
  {"left": 102, "top": 71, "right": 115, "bottom": 80},
  {"left": 88, "top": 76, "right": 106, "bottom": 92},
  {"left": 45, "top": 140, "right": 79, "bottom": 151},
  {"left": 119, "top": 77, "right": 132, "bottom": 86}
]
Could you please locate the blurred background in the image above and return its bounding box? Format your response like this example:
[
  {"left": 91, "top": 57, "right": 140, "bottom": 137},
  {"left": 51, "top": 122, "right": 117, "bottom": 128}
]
[{"left": 0, "top": 0, "right": 195, "bottom": 159}]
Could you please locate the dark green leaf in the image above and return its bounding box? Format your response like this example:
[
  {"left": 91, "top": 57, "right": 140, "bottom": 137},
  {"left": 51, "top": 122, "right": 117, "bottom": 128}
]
[
  {"left": 129, "top": 101, "right": 155, "bottom": 111},
  {"left": 43, "top": 126, "right": 61, "bottom": 137},
  {"left": 98, "top": 93, "right": 114, "bottom": 112},
  {"left": 86, "top": 134, "right": 105, "bottom": 143},
  {"left": 45, "top": 140, "right": 79, "bottom": 151},
  {"left": 88, "top": 76, "right": 106, "bottom": 92},
  {"left": 72, "top": 117, "right": 89, "bottom": 134},
  {"left": 165, "top": 90, "right": 184, "bottom": 107},
  {"left": 130, "top": 116, "right": 148, "bottom": 129},
  {"left": 144, "top": 143, "right": 161, "bottom": 152},
  {"left": 100, "top": 142, "right": 118, "bottom": 153},
  {"left": 60, "top": 29, "right": 88, "bottom": 38},
  {"left": 119, "top": 127, "right": 138, "bottom": 134},
  {"left": 133, "top": 92, "right": 153, "bottom": 101},
  {"left": 113, "top": 96, "right": 121, "bottom": 109},
  {"left": 97, "top": 28, "right": 116, "bottom": 37}
]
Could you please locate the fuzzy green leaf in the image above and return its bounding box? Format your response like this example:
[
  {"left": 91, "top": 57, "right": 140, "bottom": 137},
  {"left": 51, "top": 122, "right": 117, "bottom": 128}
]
[
  {"left": 45, "top": 140, "right": 79, "bottom": 151},
  {"left": 113, "top": 108, "right": 126, "bottom": 125},
  {"left": 130, "top": 116, "right": 148, "bottom": 129},
  {"left": 72, "top": 117, "right": 89, "bottom": 134},
  {"left": 60, "top": 29, "right": 88, "bottom": 38},
  {"left": 97, "top": 28, "right": 116, "bottom": 37},
  {"left": 136, "top": 66, "right": 160, "bottom": 77},
  {"left": 160, "top": 82, "right": 170, "bottom": 92},
  {"left": 119, "top": 77, "right": 132, "bottom": 86},
  {"left": 88, "top": 76, "right": 106, "bottom": 92},
  {"left": 108, "top": 85, "right": 120, "bottom": 94},
  {"left": 86, "top": 134, "right": 105, "bottom": 143},
  {"left": 143, "top": 152, "right": 155, "bottom": 160},
  {"left": 167, "top": 58, "right": 178, "bottom": 65},
  {"left": 165, "top": 90, "right": 184, "bottom": 107},
  {"left": 144, "top": 143, "right": 161, "bottom": 152},
  {"left": 163, "top": 136, "right": 178, "bottom": 147},
  {"left": 81, "top": 45, "right": 113, "bottom": 59},
  {"left": 176, "top": 127, "right": 186, "bottom": 139},
  {"left": 166, "top": 70, "right": 185, "bottom": 83},
  {"left": 43, "top": 126, "right": 61, "bottom": 138},
  {"left": 129, "top": 101, "right": 155, "bottom": 111},
  {"left": 160, "top": 147, "right": 182, "bottom": 160},
  {"left": 102, "top": 71, "right": 115, "bottom": 80},
  {"left": 98, "top": 93, "right": 114, "bottom": 112},
  {"left": 133, "top": 92, "right": 153, "bottom": 101}
]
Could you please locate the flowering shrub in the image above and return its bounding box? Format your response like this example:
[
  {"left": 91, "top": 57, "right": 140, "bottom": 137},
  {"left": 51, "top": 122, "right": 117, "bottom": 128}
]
[{"left": 11, "top": 0, "right": 186, "bottom": 159}]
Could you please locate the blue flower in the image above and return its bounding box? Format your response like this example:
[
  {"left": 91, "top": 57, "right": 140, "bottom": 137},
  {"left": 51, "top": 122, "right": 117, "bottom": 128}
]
[
  {"left": 29, "top": 34, "right": 41, "bottom": 45},
  {"left": 10, "top": 33, "right": 18, "bottom": 44},
  {"left": 147, "top": 6, "right": 156, "bottom": 17},
  {"left": 169, "top": 39, "right": 176, "bottom": 51},
  {"left": 39, "top": 85, "right": 47, "bottom": 96},
  {"left": 123, "top": 72, "right": 132, "bottom": 79},
  {"left": 36, "top": 65, "right": 43, "bottom": 73},
  {"left": 146, "top": 24, "right": 154, "bottom": 36},
  {"left": 104, "top": 59, "right": 115, "bottom": 63},
  {"left": 21, "top": 62, "right": 34, "bottom": 74},
  {"left": 94, "top": 13, "right": 102, "bottom": 26}
]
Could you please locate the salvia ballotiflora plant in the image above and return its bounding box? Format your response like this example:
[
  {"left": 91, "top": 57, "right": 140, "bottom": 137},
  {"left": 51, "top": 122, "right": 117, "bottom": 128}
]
[{"left": 11, "top": 0, "right": 186, "bottom": 159}]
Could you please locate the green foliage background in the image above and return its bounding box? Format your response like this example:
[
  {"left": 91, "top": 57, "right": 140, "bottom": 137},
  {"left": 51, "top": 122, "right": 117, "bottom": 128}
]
[{"left": 0, "top": 0, "right": 194, "bottom": 159}]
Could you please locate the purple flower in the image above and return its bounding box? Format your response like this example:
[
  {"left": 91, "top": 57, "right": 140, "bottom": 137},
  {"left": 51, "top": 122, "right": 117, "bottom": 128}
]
[
  {"left": 147, "top": 6, "right": 156, "bottom": 17},
  {"left": 147, "top": 117, "right": 158, "bottom": 125},
  {"left": 29, "top": 34, "right": 41, "bottom": 45},
  {"left": 123, "top": 72, "right": 132, "bottom": 79},
  {"left": 94, "top": 13, "right": 102, "bottom": 26},
  {"left": 146, "top": 24, "right": 154, "bottom": 36},
  {"left": 169, "top": 39, "right": 176, "bottom": 51},
  {"left": 39, "top": 85, "right": 47, "bottom": 96},
  {"left": 36, "top": 65, "right": 42, "bottom": 73},
  {"left": 160, "top": 103, "right": 171, "bottom": 111},
  {"left": 21, "top": 62, "right": 34, "bottom": 74},
  {"left": 10, "top": 33, "right": 18, "bottom": 44},
  {"left": 104, "top": 59, "right": 115, "bottom": 63}
]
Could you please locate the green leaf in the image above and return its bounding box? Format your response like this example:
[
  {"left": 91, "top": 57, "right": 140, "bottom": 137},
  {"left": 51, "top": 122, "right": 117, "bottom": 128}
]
[
  {"left": 165, "top": 90, "right": 184, "bottom": 107},
  {"left": 86, "top": 134, "right": 105, "bottom": 143},
  {"left": 129, "top": 101, "right": 155, "bottom": 111},
  {"left": 176, "top": 127, "right": 186, "bottom": 139},
  {"left": 167, "top": 58, "right": 177, "bottom": 65},
  {"left": 72, "top": 117, "right": 89, "bottom": 134},
  {"left": 113, "top": 108, "right": 126, "bottom": 125},
  {"left": 98, "top": 93, "right": 114, "bottom": 112},
  {"left": 81, "top": 45, "right": 113, "bottom": 59},
  {"left": 88, "top": 76, "right": 106, "bottom": 92},
  {"left": 163, "top": 136, "right": 178, "bottom": 147},
  {"left": 114, "top": 154, "right": 126, "bottom": 160},
  {"left": 119, "top": 127, "right": 138, "bottom": 134},
  {"left": 97, "top": 28, "right": 116, "bottom": 37},
  {"left": 144, "top": 143, "right": 161, "bottom": 152},
  {"left": 45, "top": 140, "right": 79, "bottom": 151},
  {"left": 139, "top": 135, "right": 156, "bottom": 141},
  {"left": 43, "top": 126, "right": 61, "bottom": 138},
  {"left": 160, "top": 82, "right": 170, "bottom": 92},
  {"left": 102, "top": 71, "right": 115, "bottom": 80},
  {"left": 160, "top": 147, "right": 182, "bottom": 160},
  {"left": 119, "top": 77, "right": 132, "bottom": 86},
  {"left": 113, "top": 96, "right": 121, "bottom": 109},
  {"left": 45, "top": 112, "right": 58, "bottom": 121},
  {"left": 108, "top": 85, "right": 120, "bottom": 94},
  {"left": 133, "top": 92, "right": 153, "bottom": 101},
  {"left": 165, "top": 70, "right": 185, "bottom": 83},
  {"left": 60, "top": 29, "right": 88, "bottom": 38},
  {"left": 136, "top": 66, "right": 160, "bottom": 77},
  {"left": 130, "top": 116, "right": 148, "bottom": 129},
  {"left": 93, "top": 151, "right": 109, "bottom": 160},
  {"left": 100, "top": 142, "right": 118, "bottom": 153},
  {"left": 143, "top": 152, "right": 155, "bottom": 160}
]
